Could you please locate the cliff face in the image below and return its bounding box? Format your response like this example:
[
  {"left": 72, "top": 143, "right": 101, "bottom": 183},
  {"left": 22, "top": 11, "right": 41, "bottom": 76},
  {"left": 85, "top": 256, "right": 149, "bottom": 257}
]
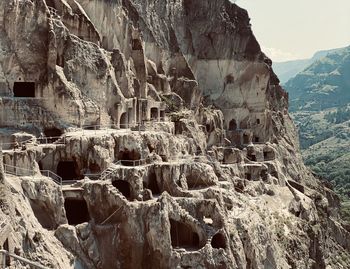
[{"left": 0, "top": 0, "right": 349, "bottom": 268}]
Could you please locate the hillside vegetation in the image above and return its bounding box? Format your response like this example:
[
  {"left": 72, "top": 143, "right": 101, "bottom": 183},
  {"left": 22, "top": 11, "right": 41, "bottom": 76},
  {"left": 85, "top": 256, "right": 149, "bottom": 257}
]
[
  {"left": 273, "top": 47, "right": 345, "bottom": 84},
  {"left": 285, "top": 46, "right": 350, "bottom": 221},
  {"left": 286, "top": 46, "right": 350, "bottom": 112}
]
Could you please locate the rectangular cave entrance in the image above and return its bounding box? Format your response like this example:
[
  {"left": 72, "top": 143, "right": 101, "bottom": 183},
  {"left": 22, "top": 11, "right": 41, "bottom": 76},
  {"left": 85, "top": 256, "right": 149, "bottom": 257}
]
[
  {"left": 229, "top": 119, "right": 237, "bottom": 131},
  {"left": 186, "top": 175, "right": 211, "bottom": 190},
  {"left": 243, "top": 134, "right": 249, "bottom": 144},
  {"left": 118, "top": 149, "right": 141, "bottom": 166},
  {"left": 13, "top": 82, "right": 35, "bottom": 97},
  {"left": 112, "top": 180, "right": 131, "bottom": 200},
  {"left": 44, "top": 127, "right": 63, "bottom": 143},
  {"left": 170, "top": 219, "right": 200, "bottom": 250},
  {"left": 64, "top": 198, "right": 90, "bottom": 225},
  {"left": 120, "top": 112, "right": 128, "bottom": 129},
  {"left": 245, "top": 173, "right": 252, "bottom": 180},
  {"left": 150, "top": 107, "right": 158, "bottom": 121},
  {"left": 57, "top": 160, "right": 81, "bottom": 181},
  {"left": 254, "top": 136, "right": 260, "bottom": 143},
  {"left": 160, "top": 110, "right": 165, "bottom": 121},
  {"left": 263, "top": 150, "right": 275, "bottom": 161}
]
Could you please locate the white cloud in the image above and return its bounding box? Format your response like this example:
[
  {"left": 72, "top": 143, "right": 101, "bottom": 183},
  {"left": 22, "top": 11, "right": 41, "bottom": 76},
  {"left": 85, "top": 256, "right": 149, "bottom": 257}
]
[{"left": 261, "top": 47, "right": 301, "bottom": 62}]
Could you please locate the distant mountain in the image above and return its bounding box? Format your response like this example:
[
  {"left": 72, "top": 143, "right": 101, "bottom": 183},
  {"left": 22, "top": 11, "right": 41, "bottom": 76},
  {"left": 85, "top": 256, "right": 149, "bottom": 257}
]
[
  {"left": 286, "top": 45, "right": 350, "bottom": 112},
  {"left": 283, "top": 45, "right": 350, "bottom": 221},
  {"left": 273, "top": 59, "right": 310, "bottom": 84},
  {"left": 273, "top": 47, "right": 346, "bottom": 84}
]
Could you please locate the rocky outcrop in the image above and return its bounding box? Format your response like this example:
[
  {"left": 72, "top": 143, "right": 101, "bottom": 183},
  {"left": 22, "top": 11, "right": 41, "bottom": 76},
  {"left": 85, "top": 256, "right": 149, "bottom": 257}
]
[
  {"left": 0, "top": 176, "right": 73, "bottom": 268},
  {"left": 0, "top": 0, "right": 349, "bottom": 268}
]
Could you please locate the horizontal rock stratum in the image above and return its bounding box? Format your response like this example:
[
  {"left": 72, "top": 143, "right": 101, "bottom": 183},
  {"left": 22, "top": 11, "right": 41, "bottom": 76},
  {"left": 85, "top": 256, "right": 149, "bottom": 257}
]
[{"left": 0, "top": 0, "right": 349, "bottom": 268}]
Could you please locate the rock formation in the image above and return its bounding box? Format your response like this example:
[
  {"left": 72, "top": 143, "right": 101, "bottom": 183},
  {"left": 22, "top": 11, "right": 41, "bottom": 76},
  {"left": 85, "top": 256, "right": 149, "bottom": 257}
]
[{"left": 0, "top": 0, "right": 349, "bottom": 268}]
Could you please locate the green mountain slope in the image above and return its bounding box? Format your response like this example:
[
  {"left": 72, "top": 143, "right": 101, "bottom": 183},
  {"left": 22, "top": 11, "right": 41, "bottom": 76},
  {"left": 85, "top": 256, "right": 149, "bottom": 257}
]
[
  {"left": 286, "top": 46, "right": 350, "bottom": 112},
  {"left": 284, "top": 45, "right": 350, "bottom": 221},
  {"left": 273, "top": 47, "right": 345, "bottom": 84}
]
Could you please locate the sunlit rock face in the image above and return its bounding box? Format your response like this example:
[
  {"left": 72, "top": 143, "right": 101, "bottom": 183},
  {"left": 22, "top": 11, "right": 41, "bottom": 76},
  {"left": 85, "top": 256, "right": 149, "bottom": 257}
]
[{"left": 0, "top": 0, "right": 349, "bottom": 269}]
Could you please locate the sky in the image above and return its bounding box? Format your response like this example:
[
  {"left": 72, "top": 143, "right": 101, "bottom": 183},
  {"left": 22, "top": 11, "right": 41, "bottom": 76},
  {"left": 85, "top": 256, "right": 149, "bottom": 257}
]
[{"left": 235, "top": 0, "right": 350, "bottom": 62}]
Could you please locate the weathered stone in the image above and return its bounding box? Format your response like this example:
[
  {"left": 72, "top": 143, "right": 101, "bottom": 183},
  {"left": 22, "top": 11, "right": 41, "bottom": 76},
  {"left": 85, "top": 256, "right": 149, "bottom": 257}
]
[{"left": 0, "top": 0, "right": 349, "bottom": 268}]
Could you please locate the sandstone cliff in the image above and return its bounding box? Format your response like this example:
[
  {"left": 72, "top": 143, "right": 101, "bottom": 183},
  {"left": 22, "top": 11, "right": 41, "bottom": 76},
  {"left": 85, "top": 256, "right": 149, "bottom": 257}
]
[{"left": 0, "top": 0, "right": 349, "bottom": 268}]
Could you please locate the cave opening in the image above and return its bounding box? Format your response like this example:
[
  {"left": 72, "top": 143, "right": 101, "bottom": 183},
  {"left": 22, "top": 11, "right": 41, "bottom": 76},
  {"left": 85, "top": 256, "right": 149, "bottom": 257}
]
[
  {"left": 254, "top": 136, "right": 260, "bottom": 143},
  {"left": 38, "top": 160, "right": 43, "bottom": 170},
  {"left": 13, "top": 82, "right": 35, "bottom": 97},
  {"left": 118, "top": 149, "right": 141, "bottom": 166},
  {"left": 186, "top": 175, "right": 210, "bottom": 190},
  {"left": 57, "top": 160, "right": 81, "bottom": 181},
  {"left": 206, "top": 124, "right": 212, "bottom": 133},
  {"left": 120, "top": 112, "right": 128, "bottom": 129},
  {"left": 150, "top": 107, "right": 158, "bottom": 121},
  {"left": 44, "top": 127, "right": 63, "bottom": 143},
  {"left": 247, "top": 153, "right": 256, "bottom": 162},
  {"left": 229, "top": 119, "right": 237, "bottom": 131},
  {"left": 132, "top": 39, "right": 143, "bottom": 50},
  {"left": 160, "top": 110, "right": 165, "bottom": 121},
  {"left": 263, "top": 151, "right": 268, "bottom": 160},
  {"left": 211, "top": 233, "right": 226, "bottom": 249},
  {"left": 263, "top": 150, "right": 275, "bottom": 161},
  {"left": 174, "top": 121, "right": 183, "bottom": 135},
  {"left": 170, "top": 219, "right": 200, "bottom": 249},
  {"left": 243, "top": 134, "right": 249, "bottom": 144},
  {"left": 245, "top": 173, "right": 252, "bottom": 180},
  {"left": 112, "top": 180, "right": 131, "bottom": 199},
  {"left": 64, "top": 199, "right": 90, "bottom": 225}
]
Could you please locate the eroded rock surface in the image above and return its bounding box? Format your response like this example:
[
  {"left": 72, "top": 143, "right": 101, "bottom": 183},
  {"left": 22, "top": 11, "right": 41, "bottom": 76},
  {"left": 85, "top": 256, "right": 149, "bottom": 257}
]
[{"left": 0, "top": 0, "right": 349, "bottom": 268}]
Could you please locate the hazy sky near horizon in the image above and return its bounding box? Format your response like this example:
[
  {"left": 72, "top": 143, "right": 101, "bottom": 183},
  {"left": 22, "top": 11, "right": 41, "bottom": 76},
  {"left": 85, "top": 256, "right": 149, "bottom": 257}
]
[{"left": 235, "top": 0, "right": 350, "bottom": 62}]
